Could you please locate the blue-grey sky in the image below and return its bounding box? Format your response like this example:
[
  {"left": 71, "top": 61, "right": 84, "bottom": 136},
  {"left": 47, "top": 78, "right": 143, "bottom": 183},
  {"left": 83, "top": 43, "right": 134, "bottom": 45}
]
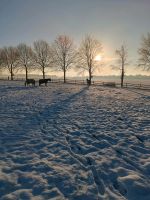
[{"left": 0, "top": 0, "right": 150, "bottom": 75}]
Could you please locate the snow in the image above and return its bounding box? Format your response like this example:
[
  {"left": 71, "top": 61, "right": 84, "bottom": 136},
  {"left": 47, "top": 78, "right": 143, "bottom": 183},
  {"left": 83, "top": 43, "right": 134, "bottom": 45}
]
[{"left": 0, "top": 80, "right": 150, "bottom": 200}]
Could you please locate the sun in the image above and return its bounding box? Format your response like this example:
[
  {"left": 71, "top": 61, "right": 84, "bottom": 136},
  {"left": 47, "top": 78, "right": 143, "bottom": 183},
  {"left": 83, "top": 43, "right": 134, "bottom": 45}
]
[{"left": 95, "top": 55, "right": 102, "bottom": 61}]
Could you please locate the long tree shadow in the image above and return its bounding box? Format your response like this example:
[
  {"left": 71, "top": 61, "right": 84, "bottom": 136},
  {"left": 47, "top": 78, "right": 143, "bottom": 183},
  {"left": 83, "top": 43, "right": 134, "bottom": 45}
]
[
  {"left": 0, "top": 85, "right": 89, "bottom": 142},
  {"left": 38, "top": 85, "right": 89, "bottom": 119}
]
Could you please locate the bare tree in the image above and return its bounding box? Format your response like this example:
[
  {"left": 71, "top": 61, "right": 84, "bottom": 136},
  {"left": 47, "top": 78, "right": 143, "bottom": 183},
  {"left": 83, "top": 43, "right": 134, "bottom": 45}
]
[
  {"left": 17, "top": 43, "right": 34, "bottom": 80},
  {"left": 51, "top": 35, "right": 76, "bottom": 83},
  {"left": 33, "top": 40, "right": 51, "bottom": 79},
  {"left": 0, "top": 46, "right": 19, "bottom": 80},
  {"left": 115, "top": 45, "right": 128, "bottom": 88},
  {"left": 138, "top": 33, "right": 150, "bottom": 71},
  {"left": 77, "top": 35, "right": 102, "bottom": 85}
]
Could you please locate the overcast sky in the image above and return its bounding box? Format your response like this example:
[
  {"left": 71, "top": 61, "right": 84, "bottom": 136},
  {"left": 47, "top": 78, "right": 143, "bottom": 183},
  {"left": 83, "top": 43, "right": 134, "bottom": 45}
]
[{"left": 0, "top": 0, "right": 150, "bottom": 75}]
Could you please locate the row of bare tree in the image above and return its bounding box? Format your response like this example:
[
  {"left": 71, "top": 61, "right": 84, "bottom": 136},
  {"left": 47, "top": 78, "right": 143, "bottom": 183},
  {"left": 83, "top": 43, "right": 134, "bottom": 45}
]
[
  {"left": 0, "top": 33, "right": 150, "bottom": 86},
  {"left": 0, "top": 35, "right": 102, "bottom": 82}
]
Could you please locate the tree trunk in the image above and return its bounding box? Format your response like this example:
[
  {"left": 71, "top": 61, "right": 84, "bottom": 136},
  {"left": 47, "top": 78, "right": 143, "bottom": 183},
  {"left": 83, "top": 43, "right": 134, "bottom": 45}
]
[
  {"left": 64, "top": 68, "right": 66, "bottom": 83},
  {"left": 10, "top": 65, "right": 13, "bottom": 80},
  {"left": 42, "top": 67, "right": 45, "bottom": 79},
  {"left": 88, "top": 67, "right": 92, "bottom": 86},
  {"left": 121, "top": 73, "right": 124, "bottom": 88},
  {"left": 25, "top": 66, "right": 28, "bottom": 81},
  {"left": 121, "top": 62, "right": 124, "bottom": 88}
]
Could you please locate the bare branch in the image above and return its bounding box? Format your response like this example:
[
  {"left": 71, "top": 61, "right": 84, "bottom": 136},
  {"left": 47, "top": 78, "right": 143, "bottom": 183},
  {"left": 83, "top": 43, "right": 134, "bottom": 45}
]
[
  {"left": 33, "top": 40, "right": 52, "bottom": 79},
  {"left": 17, "top": 43, "right": 34, "bottom": 80},
  {"left": 114, "top": 45, "right": 128, "bottom": 87},
  {"left": 51, "top": 35, "right": 76, "bottom": 83},
  {"left": 76, "top": 35, "right": 102, "bottom": 84},
  {"left": 138, "top": 33, "right": 150, "bottom": 71},
  {"left": 0, "top": 46, "right": 19, "bottom": 80}
]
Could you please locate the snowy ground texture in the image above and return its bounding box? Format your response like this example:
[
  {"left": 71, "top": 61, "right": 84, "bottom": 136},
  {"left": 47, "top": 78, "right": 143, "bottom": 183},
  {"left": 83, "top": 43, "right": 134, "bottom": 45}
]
[{"left": 0, "top": 80, "right": 150, "bottom": 200}]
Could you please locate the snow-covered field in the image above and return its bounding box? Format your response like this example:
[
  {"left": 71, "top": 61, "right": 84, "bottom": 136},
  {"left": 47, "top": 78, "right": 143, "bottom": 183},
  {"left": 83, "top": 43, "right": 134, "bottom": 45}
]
[{"left": 0, "top": 80, "right": 150, "bottom": 200}]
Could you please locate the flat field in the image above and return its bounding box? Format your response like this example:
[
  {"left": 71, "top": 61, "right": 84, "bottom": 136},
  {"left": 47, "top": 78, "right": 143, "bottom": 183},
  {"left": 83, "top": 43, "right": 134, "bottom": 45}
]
[{"left": 0, "top": 81, "right": 150, "bottom": 200}]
